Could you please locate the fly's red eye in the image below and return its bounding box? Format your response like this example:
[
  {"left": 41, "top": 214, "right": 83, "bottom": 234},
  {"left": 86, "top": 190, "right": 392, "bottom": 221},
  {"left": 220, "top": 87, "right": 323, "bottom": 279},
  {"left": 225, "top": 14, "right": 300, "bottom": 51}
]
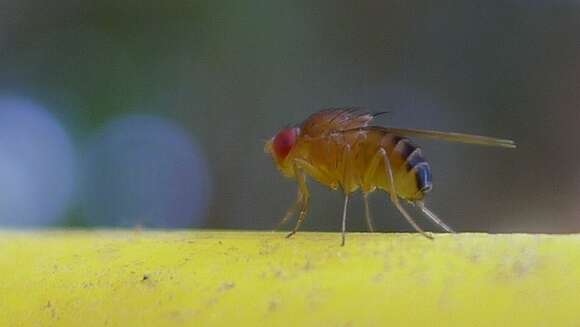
[{"left": 273, "top": 128, "right": 298, "bottom": 159}]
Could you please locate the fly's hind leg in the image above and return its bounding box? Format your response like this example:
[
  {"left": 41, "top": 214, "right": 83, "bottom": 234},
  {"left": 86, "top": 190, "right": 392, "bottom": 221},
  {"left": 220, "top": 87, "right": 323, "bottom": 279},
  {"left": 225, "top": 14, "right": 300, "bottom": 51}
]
[
  {"left": 413, "top": 200, "right": 455, "bottom": 233},
  {"left": 379, "top": 149, "right": 433, "bottom": 240},
  {"left": 363, "top": 193, "right": 375, "bottom": 232}
]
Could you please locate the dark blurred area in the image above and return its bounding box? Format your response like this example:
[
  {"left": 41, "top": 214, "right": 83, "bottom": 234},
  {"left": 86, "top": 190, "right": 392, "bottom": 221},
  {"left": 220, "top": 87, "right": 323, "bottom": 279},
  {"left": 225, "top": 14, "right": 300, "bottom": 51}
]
[{"left": 0, "top": 1, "right": 578, "bottom": 233}]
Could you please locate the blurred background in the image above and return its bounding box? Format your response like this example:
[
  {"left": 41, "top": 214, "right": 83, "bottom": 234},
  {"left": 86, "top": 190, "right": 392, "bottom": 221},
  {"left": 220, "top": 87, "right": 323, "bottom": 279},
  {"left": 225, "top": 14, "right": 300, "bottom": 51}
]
[{"left": 0, "top": 1, "right": 578, "bottom": 233}]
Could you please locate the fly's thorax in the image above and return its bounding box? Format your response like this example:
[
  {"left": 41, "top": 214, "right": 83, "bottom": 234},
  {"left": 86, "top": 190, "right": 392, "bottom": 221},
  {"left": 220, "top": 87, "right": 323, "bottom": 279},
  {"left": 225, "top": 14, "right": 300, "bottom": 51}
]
[{"left": 279, "top": 134, "right": 346, "bottom": 189}]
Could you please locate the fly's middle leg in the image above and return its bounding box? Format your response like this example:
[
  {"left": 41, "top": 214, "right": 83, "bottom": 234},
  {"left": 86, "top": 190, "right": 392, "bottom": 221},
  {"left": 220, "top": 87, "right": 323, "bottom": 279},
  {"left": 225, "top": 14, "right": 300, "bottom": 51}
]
[
  {"left": 339, "top": 145, "right": 353, "bottom": 246},
  {"left": 362, "top": 152, "right": 382, "bottom": 233}
]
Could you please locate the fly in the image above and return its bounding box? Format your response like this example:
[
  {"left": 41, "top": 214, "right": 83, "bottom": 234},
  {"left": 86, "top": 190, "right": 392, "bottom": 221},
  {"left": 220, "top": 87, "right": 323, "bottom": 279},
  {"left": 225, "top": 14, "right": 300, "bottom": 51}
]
[{"left": 264, "top": 108, "right": 516, "bottom": 246}]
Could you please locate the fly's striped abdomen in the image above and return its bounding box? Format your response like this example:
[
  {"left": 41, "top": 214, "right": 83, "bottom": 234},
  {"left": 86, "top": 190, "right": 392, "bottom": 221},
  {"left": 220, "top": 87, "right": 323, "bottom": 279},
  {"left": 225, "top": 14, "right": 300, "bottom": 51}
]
[
  {"left": 394, "top": 137, "right": 432, "bottom": 193},
  {"left": 374, "top": 134, "right": 432, "bottom": 200}
]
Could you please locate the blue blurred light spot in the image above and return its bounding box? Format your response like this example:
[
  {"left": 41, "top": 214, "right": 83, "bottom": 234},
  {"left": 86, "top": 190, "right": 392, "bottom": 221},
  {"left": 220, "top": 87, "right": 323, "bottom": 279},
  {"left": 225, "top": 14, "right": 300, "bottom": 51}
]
[
  {"left": 0, "top": 97, "right": 77, "bottom": 226},
  {"left": 82, "top": 115, "right": 211, "bottom": 228}
]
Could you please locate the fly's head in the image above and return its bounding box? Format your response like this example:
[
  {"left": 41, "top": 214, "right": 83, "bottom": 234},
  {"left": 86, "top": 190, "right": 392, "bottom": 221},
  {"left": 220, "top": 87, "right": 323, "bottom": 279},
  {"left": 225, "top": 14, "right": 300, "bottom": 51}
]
[{"left": 264, "top": 127, "right": 300, "bottom": 177}]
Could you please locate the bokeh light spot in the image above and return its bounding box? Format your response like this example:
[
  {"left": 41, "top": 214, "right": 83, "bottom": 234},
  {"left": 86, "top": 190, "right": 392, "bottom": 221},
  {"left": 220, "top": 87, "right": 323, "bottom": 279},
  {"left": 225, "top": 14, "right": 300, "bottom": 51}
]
[
  {"left": 0, "top": 97, "right": 77, "bottom": 226},
  {"left": 82, "top": 114, "right": 211, "bottom": 228}
]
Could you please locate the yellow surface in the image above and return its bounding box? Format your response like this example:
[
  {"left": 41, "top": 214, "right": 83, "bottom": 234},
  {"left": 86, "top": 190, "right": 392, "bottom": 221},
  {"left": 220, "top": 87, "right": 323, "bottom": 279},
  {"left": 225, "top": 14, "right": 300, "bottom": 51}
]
[{"left": 0, "top": 231, "right": 579, "bottom": 326}]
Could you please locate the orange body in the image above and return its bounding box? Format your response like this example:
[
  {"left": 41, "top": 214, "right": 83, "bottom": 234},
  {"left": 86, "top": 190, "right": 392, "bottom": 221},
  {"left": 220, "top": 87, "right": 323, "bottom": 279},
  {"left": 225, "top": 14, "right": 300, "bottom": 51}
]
[
  {"left": 265, "top": 108, "right": 515, "bottom": 244},
  {"left": 267, "top": 109, "right": 430, "bottom": 200}
]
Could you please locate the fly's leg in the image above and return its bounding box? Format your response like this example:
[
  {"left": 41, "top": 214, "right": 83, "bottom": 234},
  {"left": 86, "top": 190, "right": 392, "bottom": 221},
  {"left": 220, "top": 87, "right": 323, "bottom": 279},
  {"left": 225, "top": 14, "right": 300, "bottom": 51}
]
[
  {"left": 294, "top": 158, "right": 337, "bottom": 189},
  {"left": 363, "top": 193, "right": 375, "bottom": 232},
  {"left": 284, "top": 158, "right": 334, "bottom": 238},
  {"left": 286, "top": 167, "right": 310, "bottom": 239},
  {"left": 341, "top": 194, "right": 350, "bottom": 246},
  {"left": 414, "top": 200, "right": 455, "bottom": 233},
  {"left": 361, "top": 150, "right": 385, "bottom": 232},
  {"left": 340, "top": 145, "right": 353, "bottom": 246},
  {"left": 380, "top": 149, "right": 433, "bottom": 240},
  {"left": 356, "top": 132, "right": 376, "bottom": 232},
  {"left": 274, "top": 188, "right": 301, "bottom": 230}
]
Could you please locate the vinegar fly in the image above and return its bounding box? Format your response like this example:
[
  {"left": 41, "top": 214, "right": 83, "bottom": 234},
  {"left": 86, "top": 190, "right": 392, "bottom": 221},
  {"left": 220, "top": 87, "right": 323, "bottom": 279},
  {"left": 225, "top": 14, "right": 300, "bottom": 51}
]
[{"left": 264, "top": 108, "right": 516, "bottom": 245}]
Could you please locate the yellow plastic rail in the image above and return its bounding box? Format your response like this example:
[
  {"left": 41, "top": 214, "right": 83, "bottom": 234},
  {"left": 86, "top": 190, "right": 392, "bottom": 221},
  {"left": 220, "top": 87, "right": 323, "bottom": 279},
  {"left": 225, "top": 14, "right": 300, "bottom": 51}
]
[{"left": 0, "top": 231, "right": 578, "bottom": 326}]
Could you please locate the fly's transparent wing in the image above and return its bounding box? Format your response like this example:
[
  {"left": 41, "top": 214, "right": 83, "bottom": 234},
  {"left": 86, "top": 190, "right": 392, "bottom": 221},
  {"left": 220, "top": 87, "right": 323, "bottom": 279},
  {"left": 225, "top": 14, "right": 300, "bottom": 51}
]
[{"left": 343, "top": 126, "right": 516, "bottom": 148}]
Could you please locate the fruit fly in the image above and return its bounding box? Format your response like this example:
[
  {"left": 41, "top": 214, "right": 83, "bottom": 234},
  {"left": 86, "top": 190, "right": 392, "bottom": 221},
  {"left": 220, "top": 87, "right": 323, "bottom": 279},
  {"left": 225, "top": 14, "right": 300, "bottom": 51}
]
[{"left": 264, "top": 108, "right": 515, "bottom": 245}]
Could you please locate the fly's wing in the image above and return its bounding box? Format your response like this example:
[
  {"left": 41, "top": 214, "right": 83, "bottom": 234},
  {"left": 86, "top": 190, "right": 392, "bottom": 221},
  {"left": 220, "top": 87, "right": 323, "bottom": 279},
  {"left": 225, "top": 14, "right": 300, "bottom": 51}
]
[
  {"left": 301, "top": 108, "right": 386, "bottom": 137},
  {"left": 346, "top": 126, "right": 516, "bottom": 148}
]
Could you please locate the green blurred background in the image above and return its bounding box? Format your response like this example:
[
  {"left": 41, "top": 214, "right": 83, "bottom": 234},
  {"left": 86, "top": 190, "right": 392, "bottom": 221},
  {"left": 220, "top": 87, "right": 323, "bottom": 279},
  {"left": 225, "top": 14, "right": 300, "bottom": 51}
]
[{"left": 0, "top": 1, "right": 578, "bottom": 233}]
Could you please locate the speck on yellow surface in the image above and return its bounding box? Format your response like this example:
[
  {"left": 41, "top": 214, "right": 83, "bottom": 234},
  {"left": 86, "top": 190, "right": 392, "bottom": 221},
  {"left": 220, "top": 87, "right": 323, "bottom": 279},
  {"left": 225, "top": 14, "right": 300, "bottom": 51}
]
[{"left": 0, "top": 231, "right": 579, "bottom": 326}]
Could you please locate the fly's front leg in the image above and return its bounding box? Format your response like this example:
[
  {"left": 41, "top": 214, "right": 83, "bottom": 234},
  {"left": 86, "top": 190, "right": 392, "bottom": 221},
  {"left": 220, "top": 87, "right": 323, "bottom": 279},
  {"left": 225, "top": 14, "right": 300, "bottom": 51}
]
[
  {"left": 294, "top": 158, "right": 337, "bottom": 189},
  {"left": 286, "top": 164, "right": 310, "bottom": 239},
  {"left": 274, "top": 188, "right": 302, "bottom": 230}
]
